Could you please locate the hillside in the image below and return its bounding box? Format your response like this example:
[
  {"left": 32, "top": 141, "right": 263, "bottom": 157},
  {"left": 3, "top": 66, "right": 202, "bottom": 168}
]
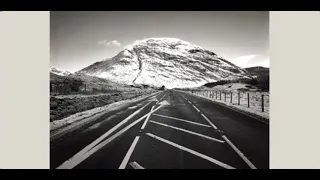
[
  {"left": 245, "top": 66, "right": 269, "bottom": 77},
  {"left": 78, "top": 37, "right": 253, "bottom": 89},
  {"left": 50, "top": 69, "right": 158, "bottom": 122}
]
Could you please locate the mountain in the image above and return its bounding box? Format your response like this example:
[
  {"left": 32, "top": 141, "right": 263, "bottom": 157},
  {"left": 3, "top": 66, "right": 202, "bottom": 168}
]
[
  {"left": 50, "top": 66, "right": 151, "bottom": 95},
  {"left": 50, "top": 67, "right": 72, "bottom": 76},
  {"left": 78, "top": 37, "right": 253, "bottom": 89},
  {"left": 245, "top": 66, "right": 269, "bottom": 91},
  {"left": 245, "top": 66, "right": 269, "bottom": 77}
]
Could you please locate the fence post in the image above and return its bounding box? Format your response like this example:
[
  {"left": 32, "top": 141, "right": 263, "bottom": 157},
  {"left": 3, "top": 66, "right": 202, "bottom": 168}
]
[
  {"left": 220, "top": 91, "right": 221, "bottom": 100},
  {"left": 224, "top": 92, "right": 226, "bottom": 102},
  {"left": 216, "top": 91, "right": 217, "bottom": 99},
  {"left": 238, "top": 92, "right": 240, "bottom": 105},
  {"left": 230, "top": 92, "right": 232, "bottom": 103},
  {"left": 247, "top": 93, "right": 250, "bottom": 108},
  {"left": 261, "top": 94, "right": 264, "bottom": 112}
]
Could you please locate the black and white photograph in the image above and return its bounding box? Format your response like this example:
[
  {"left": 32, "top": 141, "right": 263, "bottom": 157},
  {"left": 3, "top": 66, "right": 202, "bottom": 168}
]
[{"left": 50, "top": 11, "right": 269, "bottom": 169}]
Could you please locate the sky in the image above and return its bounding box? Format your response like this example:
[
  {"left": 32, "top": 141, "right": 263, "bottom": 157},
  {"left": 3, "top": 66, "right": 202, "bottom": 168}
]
[{"left": 50, "top": 11, "right": 269, "bottom": 73}]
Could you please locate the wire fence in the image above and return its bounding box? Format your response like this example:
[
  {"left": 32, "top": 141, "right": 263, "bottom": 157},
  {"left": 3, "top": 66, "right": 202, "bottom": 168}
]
[{"left": 187, "top": 90, "right": 269, "bottom": 114}]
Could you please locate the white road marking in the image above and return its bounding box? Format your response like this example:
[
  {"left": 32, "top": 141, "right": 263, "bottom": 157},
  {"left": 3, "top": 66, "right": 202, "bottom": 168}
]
[
  {"left": 158, "top": 100, "right": 170, "bottom": 106},
  {"left": 56, "top": 102, "right": 162, "bottom": 169},
  {"left": 119, "top": 136, "right": 140, "bottom": 169},
  {"left": 129, "top": 161, "right": 145, "bottom": 169},
  {"left": 152, "top": 114, "right": 211, "bottom": 128},
  {"left": 157, "top": 93, "right": 166, "bottom": 104},
  {"left": 192, "top": 105, "right": 200, "bottom": 112},
  {"left": 184, "top": 91, "right": 268, "bottom": 125},
  {"left": 146, "top": 133, "right": 235, "bottom": 169},
  {"left": 221, "top": 135, "right": 257, "bottom": 169},
  {"left": 149, "top": 120, "right": 224, "bottom": 143},
  {"left": 181, "top": 93, "right": 257, "bottom": 169},
  {"left": 141, "top": 106, "right": 155, "bottom": 130},
  {"left": 119, "top": 104, "right": 156, "bottom": 169},
  {"left": 200, "top": 113, "right": 218, "bottom": 130},
  {"left": 185, "top": 97, "right": 218, "bottom": 130}
]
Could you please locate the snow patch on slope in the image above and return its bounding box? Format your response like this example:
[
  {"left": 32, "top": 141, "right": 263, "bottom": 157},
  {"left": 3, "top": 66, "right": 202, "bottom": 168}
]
[
  {"left": 79, "top": 37, "right": 253, "bottom": 89},
  {"left": 50, "top": 67, "right": 72, "bottom": 76}
]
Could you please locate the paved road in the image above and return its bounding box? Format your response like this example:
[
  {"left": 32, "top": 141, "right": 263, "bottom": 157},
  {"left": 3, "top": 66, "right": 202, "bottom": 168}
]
[{"left": 50, "top": 90, "right": 269, "bottom": 169}]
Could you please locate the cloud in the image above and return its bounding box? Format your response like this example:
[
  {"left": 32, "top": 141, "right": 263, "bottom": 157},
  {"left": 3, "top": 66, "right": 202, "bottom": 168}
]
[
  {"left": 98, "top": 40, "right": 121, "bottom": 47},
  {"left": 230, "top": 54, "right": 269, "bottom": 68}
]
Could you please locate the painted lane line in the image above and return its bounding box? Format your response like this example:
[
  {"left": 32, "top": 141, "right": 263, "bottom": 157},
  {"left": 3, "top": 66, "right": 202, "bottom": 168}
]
[
  {"left": 146, "top": 133, "right": 235, "bottom": 169},
  {"left": 184, "top": 91, "right": 268, "bottom": 125},
  {"left": 186, "top": 97, "right": 219, "bottom": 130},
  {"left": 200, "top": 113, "right": 218, "bottom": 130},
  {"left": 191, "top": 104, "right": 257, "bottom": 169},
  {"left": 90, "top": 101, "right": 152, "bottom": 153},
  {"left": 182, "top": 94, "right": 257, "bottom": 168},
  {"left": 56, "top": 103, "right": 162, "bottom": 169},
  {"left": 192, "top": 105, "right": 200, "bottom": 112},
  {"left": 221, "top": 135, "right": 257, "bottom": 169},
  {"left": 129, "top": 161, "right": 145, "bottom": 169},
  {"left": 80, "top": 105, "right": 162, "bottom": 161},
  {"left": 157, "top": 93, "right": 166, "bottom": 104},
  {"left": 149, "top": 120, "right": 224, "bottom": 143},
  {"left": 160, "top": 93, "right": 166, "bottom": 100},
  {"left": 141, "top": 106, "right": 155, "bottom": 130},
  {"left": 119, "top": 136, "right": 140, "bottom": 169},
  {"left": 152, "top": 114, "right": 211, "bottom": 128},
  {"left": 57, "top": 101, "right": 152, "bottom": 168},
  {"left": 184, "top": 97, "right": 199, "bottom": 111},
  {"left": 119, "top": 104, "right": 156, "bottom": 169},
  {"left": 193, "top": 105, "right": 257, "bottom": 169}
]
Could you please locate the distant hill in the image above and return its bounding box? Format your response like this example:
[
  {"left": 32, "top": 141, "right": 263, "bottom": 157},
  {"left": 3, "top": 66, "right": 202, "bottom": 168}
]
[
  {"left": 245, "top": 66, "right": 269, "bottom": 91},
  {"left": 245, "top": 66, "right": 269, "bottom": 77}
]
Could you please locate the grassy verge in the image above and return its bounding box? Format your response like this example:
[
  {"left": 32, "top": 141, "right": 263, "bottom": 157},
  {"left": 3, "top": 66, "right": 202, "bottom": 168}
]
[{"left": 50, "top": 90, "right": 157, "bottom": 122}]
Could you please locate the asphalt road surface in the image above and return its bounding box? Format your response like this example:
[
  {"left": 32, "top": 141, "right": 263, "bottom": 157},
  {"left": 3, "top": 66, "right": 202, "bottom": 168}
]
[{"left": 50, "top": 90, "right": 269, "bottom": 169}]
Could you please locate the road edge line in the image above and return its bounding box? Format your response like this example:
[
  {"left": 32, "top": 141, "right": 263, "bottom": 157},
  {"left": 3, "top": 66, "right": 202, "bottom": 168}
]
[
  {"left": 183, "top": 95, "right": 258, "bottom": 169},
  {"left": 177, "top": 90, "right": 269, "bottom": 125}
]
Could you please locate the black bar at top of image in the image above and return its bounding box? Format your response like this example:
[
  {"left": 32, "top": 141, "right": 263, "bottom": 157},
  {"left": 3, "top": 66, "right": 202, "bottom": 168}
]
[{"left": 0, "top": 1, "right": 319, "bottom": 11}]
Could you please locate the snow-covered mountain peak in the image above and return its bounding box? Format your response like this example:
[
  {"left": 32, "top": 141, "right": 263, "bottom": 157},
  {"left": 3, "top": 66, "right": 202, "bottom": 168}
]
[
  {"left": 78, "top": 37, "right": 253, "bottom": 89},
  {"left": 125, "top": 37, "right": 201, "bottom": 52},
  {"left": 50, "top": 67, "right": 72, "bottom": 76}
]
